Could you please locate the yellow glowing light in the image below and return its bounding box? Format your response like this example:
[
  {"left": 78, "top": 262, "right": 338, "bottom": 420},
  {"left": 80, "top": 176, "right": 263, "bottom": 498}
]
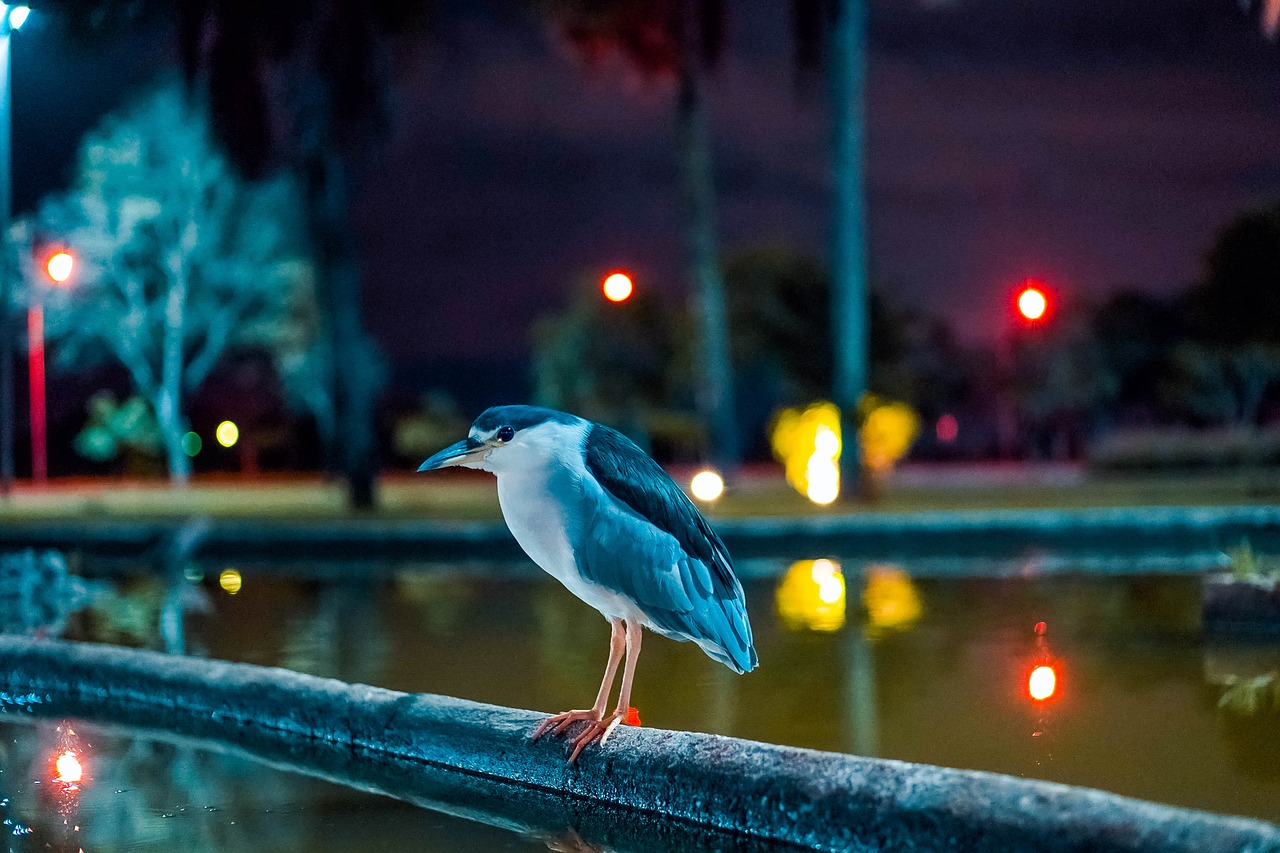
[
  {"left": 863, "top": 564, "right": 923, "bottom": 634},
  {"left": 776, "top": 558, "right": 846, "bottom": 632},
  {"left": 46, "top": 251, "right": 74, "bottom": 284},
  {"left": 215, "top": 420, "right": 240, "bottom": 448},
  {"left": 770, "top": 401, "right": 843, "bottom": 504},
  {"left": 858, "top": 395, "right": 922, "bottom": 474},
  {"left": 219, "top": 568, "right": 243, "bottom": 595},
  {"left": 55, "top": 751, "right": 82, "bottom": 784},
  {"left": 689, "top": 469, "right": 725, "bottom": 502},
  {"left": 602, "top": 271, "right": 634, "bottom": 302},
  {"left": 1029, "top": 665, "right": 1057, "bottom": 701},
  {"left": 1017, "top": 287, "right": 1048, "bottom": 321}
]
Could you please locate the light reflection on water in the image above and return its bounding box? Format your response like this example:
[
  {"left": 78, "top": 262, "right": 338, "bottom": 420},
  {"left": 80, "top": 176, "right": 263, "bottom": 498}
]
[
  {"left": 48, "top": 556, "right": 1280, "bottom": 836},
  {"left": 0, "top": 717, "right": 548, "bottom": 852}
]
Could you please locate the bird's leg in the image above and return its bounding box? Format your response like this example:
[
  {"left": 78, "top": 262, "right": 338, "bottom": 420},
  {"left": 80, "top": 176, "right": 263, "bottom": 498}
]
[
  {"left": 533, "top": 618, "right": 626, "bottom": 741},
  {"left": 566, "top": 619, "right": 642, "bottom": 764}
]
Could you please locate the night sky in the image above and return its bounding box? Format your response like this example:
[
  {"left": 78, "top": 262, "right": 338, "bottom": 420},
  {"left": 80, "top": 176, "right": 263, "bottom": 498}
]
[{"left": 13, "top": 1, "right": 1280, "bottom": 402}]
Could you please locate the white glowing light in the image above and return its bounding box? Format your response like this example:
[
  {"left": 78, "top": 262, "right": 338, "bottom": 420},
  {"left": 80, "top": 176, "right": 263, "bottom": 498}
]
[
  {"left": 55, "top": 751, "right": 81, "bottom": 784},
  {"left": 1029, "top": 665, "right": 1057, "bottom": 701},
  {"left": 689, "top": 469, "right": 724, "bottom": 502}
]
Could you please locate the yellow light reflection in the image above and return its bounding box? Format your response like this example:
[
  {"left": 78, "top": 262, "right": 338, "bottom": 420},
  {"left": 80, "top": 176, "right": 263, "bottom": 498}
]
[
  {"left": 776, "top": 558, "right": 846, "bottom": 632},
  {"left": 1029, "top": 665, "right": 1057, "bottom": 701},
  {"left": 862, "top": 564, "right": 922, "bottom": 634},
  {"left": 215, "top": 420, "right": 239, "bottom": 448},
  {"left": 219, "top": 568, "right": 243, "bottom": 595},
  {"left": 689, "top": 469, "right": 724, "bottom": 502},
  {"left": 54, "top": 750, "right": 82, "bottom": 784}
]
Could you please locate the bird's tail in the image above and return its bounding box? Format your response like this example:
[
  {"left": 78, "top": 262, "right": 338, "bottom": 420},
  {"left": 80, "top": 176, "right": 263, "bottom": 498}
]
[{"left": 696, "top": 595, "right": 757, "bottom": 674}]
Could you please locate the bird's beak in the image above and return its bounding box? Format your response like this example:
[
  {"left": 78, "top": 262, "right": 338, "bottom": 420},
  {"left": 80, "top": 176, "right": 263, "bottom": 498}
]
[{"left": 418, "top": 438, "right": 487, "bottom": 471}]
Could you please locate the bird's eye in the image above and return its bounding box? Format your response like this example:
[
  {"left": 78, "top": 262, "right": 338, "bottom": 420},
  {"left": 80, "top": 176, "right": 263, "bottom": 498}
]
[{"left": 496, "top": 426, "right": 515, "bottom": 443}]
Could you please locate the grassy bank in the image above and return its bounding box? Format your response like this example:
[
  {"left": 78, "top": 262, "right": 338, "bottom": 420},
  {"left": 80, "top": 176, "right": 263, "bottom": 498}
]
[{"left": 0, "top": 465, "right": 1276, "bottom": 523}]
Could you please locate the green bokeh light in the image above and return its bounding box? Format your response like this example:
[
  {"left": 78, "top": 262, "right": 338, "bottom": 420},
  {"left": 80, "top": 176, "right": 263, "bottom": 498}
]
[{"left": 181, "top": 431, "right": 202, "bottom": 457}]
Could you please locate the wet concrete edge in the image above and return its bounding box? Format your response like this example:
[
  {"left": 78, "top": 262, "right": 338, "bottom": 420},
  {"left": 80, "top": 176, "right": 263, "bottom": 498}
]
[{"left": 0, "top": 638, "right": 1277, "bottom": 853}]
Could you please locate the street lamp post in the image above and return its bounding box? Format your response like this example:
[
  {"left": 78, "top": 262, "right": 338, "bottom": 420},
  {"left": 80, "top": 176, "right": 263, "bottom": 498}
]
[
  {"left": 0, "top": 4, "right": 29, "bottom": 493},
  {"left": 31, "top": 250, "right": 71, "bottom": 483}
]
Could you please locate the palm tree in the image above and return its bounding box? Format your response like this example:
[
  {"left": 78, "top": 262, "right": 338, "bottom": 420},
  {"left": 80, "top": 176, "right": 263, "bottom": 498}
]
[
  {"left": 793, "top": 0, "right": 869, "bottom": 497},
  {"left": 78, "top": 0, "right": 428, "bottom": 507},
  {"left": 544, "top": 0, "right": 741, "bottom": 472}
]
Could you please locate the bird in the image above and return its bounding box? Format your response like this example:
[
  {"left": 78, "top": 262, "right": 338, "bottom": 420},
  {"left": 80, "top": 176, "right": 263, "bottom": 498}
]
[{"left": 418, "top": 405, "right": 757, "bottom": 763}]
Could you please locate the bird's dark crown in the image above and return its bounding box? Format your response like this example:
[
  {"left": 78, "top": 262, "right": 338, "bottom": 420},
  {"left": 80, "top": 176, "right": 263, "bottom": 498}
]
[{"left": 472, "top": 405, "right": 580, "bottom": 434}]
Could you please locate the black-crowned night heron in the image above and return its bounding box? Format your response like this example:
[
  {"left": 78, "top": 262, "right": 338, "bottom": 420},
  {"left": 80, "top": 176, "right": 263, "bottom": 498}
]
[{"left": 419, "top": 405, "right": 757, "bottom": 763}]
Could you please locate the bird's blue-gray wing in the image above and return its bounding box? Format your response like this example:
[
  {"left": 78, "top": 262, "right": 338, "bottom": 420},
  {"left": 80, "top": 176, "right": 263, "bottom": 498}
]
[{"left": 567, "top": 424, "right": 757, "bottom": 673}]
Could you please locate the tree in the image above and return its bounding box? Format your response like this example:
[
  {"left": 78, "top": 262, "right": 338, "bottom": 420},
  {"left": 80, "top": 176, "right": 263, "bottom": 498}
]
[
  {"left": 543, "top": 0, "right": 741, "bottom": 472},
  {"left": 15, "top": 87, "right": 308, "bottom": 481},
  {"left": 792, "top": 0, "right": 869, "bottom": 495},
  {"left": 161, "top": 0, "right": 426, "bottom": 507}
]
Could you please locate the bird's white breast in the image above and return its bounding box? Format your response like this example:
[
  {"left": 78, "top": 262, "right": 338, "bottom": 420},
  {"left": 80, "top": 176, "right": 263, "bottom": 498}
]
[{"left": 492, "top": 421, "right": 642, "bottom": 622}]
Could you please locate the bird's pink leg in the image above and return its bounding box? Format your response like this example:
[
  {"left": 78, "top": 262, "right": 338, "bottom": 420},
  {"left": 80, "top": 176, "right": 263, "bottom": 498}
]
[
  {"left": 566, "top": 619, "right": 642, "bottom": 764},
  {"left": 533, "top": 618, "right": 625, "bottom": 741}
]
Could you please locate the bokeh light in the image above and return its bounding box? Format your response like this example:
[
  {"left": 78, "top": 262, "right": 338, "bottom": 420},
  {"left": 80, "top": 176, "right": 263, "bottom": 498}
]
[
  {"left": 45, "top": 251, "right": 73, "bottom": 283},
  {"left": 181, "top": 431, "right": 202, "bottom": 456},
  {"left": 7, "top": 6, "right": 30, "bottom": 30},
  {"left": 770, "top": 401, "right": 842, "bottom": 505},
  {"left": 689, "top": 469, "right": 724, "bottom": 502},
  {"left": 1017, "top": 285, "right": 1048, "bottom": 321},
  {"left": 216, "top": 420, "right": 239, "bottom": 448},
  {"left": 54, "top": 750, "right": 82, "bottom": 784},
  {"left": 776, "top": 558, "right": 846, "bottom": 632},
  {"left": 935, "top": 413, "right": 959, "bottom": 443},
  {"left": 219, "top": 568, "right": 243, "bottom": 595},
  {"left": 602, "top": 271, "right": 633, "bottom": 302},
  {"left": 1029, "top": 664, "right": 1057, "bottom": 701}
]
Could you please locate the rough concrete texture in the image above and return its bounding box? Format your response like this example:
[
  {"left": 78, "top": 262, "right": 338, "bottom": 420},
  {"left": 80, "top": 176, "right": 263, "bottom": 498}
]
[{"left": 0, "top": 638, "right": 1277, "bottom": 853}]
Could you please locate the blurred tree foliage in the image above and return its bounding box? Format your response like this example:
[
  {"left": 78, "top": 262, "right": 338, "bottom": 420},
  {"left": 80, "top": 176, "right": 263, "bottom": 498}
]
[
  {"left": 74, "top": 391, "right": 163, "bottom": 474},
  {"left": 14, "top": 86, "right": 316, "bottom": 481},
  {"left": 534, "top": 246, "right": 967, "bottom": 461}
]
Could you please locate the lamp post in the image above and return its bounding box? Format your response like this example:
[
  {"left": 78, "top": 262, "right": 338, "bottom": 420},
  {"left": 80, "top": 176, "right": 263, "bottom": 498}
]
[
  {"left": 30, "top": 249, "right": 71, "bottom": 483},
  {"left": 0, "top": 4, "right": 29, "bottom": 493}
]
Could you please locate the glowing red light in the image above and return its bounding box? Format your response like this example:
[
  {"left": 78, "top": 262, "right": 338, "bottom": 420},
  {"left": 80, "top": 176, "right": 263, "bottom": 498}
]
[
  {"left": 1028, "top": 665, "right": 1057, "bottom": 701},
  {"left": 602, "top": 271, "right": 634, "bottom": 302},
  {"left": 54, "top": 750, "right": 82, "bottom": 784},
  {"left": 1033, "top": 620, "right": 1047, "bottom": 636},
  {"left": 45, "top": 251, "right": 74, "bottom": 285},
  {"left": 935, "top": 414, "right": 958, "bottom": 443},
  {"left": 1016, "top": 285, "right": 1048, "bottom": 321}
]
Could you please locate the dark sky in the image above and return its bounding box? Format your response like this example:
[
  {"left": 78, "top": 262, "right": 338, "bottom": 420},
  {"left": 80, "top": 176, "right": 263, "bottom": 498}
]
[{"left": 14, "top": 2, "right": 1280, "bottom": 396}]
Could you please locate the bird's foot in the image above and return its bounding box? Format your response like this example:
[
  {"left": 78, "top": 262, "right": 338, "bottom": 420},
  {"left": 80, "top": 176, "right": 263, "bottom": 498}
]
[
  {"left": 565, "top": 709, "right": 626, "bottom": 764},
  {"left": 532, "top": 708, "right": 628, "bottom": 764},
  {"left": 531, "top": 709, "right": 601, "bottom": 742}
]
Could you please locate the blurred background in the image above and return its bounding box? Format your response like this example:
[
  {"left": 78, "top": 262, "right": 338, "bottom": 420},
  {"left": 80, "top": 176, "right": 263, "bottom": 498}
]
[{"left": 1, "top": 0, "right": 1279, "bottom": 505}]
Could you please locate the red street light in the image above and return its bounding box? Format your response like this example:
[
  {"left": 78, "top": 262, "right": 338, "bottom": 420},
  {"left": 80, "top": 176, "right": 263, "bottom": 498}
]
[
  {"left": 601, "top": 271, "right": 634, "bottom": 303},
  {"left": 1015, "top": 281, "right": 1049, "bottom": 322}
]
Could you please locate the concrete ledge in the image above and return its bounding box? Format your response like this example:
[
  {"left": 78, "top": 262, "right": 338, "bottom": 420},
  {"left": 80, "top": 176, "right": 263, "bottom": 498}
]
[{"left": 0, "top": 639, "right": 1276, "bottom": 852}]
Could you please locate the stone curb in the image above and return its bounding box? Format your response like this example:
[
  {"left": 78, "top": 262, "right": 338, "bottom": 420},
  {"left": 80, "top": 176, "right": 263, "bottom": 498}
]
[
  {"left": 1, "top": 504, "right": 1278, "bottom": 563},
  {"left": 0, "top": 638, "right": 1276, "bottom": 852}
]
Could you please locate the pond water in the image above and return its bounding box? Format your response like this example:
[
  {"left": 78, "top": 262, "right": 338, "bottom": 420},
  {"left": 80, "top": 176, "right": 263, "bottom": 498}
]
[{"left": 6, "top": 552, "right": 1280, "bottom": 850}]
